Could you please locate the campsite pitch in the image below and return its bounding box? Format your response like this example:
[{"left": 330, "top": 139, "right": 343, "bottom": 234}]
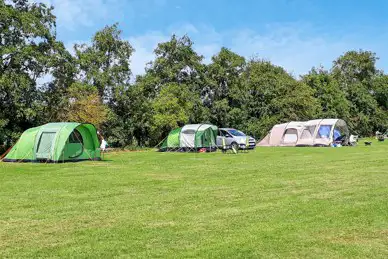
[{"left": 1, "top": 142, "right": 387, "bottom": 258}]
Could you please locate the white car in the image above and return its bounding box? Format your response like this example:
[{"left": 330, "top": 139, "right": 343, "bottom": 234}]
[{"left": 217, "top": 128, "right": 256, "bottom": 150}]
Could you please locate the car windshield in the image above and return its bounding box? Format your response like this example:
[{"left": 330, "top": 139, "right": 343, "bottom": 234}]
[{"left": 227, "top": 129, "right": 246, "bottom": 137}]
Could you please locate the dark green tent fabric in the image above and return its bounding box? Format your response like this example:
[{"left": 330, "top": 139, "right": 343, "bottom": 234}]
[{"left": 195, "top": 127, "right": 216, "bottom": 148}]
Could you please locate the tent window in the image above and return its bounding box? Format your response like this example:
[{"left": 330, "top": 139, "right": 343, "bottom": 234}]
[
  {"left": 300, "top": 126, "right": 316, "bottom": 139},
  {"left": 36, "top": 132, "right": 56, "bottom": 154},
  {"left": 333, "top": 125, "right": 347, "bottom": 141},
  {"left": 69, "top": 129, "right": 83, "bottom": 144},
  {"left": 283, "top": 128, "right": 298, "bottom": 143},
  {"left": 317, "top": 125, "right": 332, "bottom": 139},
  {"left": 301, "top": 129, "right": 312, "bottom": 139},
  {"left": 182, "top": 129, "right": 196, "bottom": 135}
]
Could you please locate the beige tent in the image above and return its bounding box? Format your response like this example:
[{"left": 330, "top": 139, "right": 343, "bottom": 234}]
[
  {"left": 257, "top": 121, "right": 306, "bottom": 147},
  {"left": 257, "top": 119, "right": 349, "bottom": 147}
]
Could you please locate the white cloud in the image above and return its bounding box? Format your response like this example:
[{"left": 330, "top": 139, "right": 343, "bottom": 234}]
[
  {"left": 63, "top": 22, "right": 388, "bottom": 77},
  {"left": 32, "top": 0, "right": 388, "bottom": 76},
  {"left": 127, "top": 24, "right": 225, "bottom": 76},
  {"left": 195, "top": 43, "right": 221, "bottom": 64},
  {"left": 37, "top": 0, "right": 171, "bottom": 30},
  {"left": 128, "top": 23, "right": 341, "bottom": 77},
  {"left": 128, "top": 32, "right": 170, "bottom": 76},
  {"left": 227, "top": 24, "right": 351, "bottom": 76},
  {"left": 40, "top": 0, "right": 126, "bottom": 30}
]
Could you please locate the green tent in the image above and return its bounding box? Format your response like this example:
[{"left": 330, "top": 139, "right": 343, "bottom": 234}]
[
  {"left": 160, "top": 124, "right": 218, "bottom": 152},
  {"left": 3, "top": 122, "right": 101, "bottom": 163}
]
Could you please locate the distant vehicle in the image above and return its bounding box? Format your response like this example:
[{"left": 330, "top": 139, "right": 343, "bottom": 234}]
[{"left": 217, "top": 128, "right": 256, "bottom": 150}]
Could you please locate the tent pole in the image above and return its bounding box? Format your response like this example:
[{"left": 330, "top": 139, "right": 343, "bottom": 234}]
[
  {"left": 0, "top": 145, "right": 13, "bottom": 161},
  {"left": 17, "top": 149, "right": 32, "bottom": 163},
  {"left": 154, "top": 135, "right": 168, "bottom": 149}
]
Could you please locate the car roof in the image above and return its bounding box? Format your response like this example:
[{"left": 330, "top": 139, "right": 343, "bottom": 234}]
[{"left": 220, "top": 128, "right": 237, "bottom": 131}]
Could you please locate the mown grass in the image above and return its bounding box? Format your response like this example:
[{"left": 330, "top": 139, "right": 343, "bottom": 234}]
[{"left": 1, "top": 140, "right": 387, "bottom": 258}]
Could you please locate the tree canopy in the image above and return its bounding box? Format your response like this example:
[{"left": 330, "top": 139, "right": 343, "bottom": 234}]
[{"left": 1, "top": 0, "right": 387, "bottom": 149}]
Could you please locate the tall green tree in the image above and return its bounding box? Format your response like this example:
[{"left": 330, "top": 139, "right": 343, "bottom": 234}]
[
  {"left": 371, "top": 76, "right": 388, "bottom": 132},
  {"left": 0, "top": 0, "right": 62, "bottom": 144},
  {"left": 332, "top": 50, "right": 384, "bottom": 135},
  {"left": 243, "top": 59, "right": 319, "bottom": 138},
  {"left": 303, "top": 67, "right": 350, "bottom": 120},
  {"left": 146, "top": 35, "right": 205, "bottom": 90},
  {"left": 206, "top": 48, "right": 247, "bottom": 128},
  {"left": 151, "top": 83, "right": 194, "bottom": 142},
  {"left": 132, "top": 35, "right": 207, "bottom": 144},
  {"left": 332, "top": 50, "right": 379, "bottom": 85},
  {"left": 70, "top": 23, "right": 136, "bottom": 145},
  {"left": 74, "top": 23, "right": 134, "bottom": 102},
  {"left": 372, "top": 75, "right": 388, "bottom": 110},
  {"left": 57, "top": 83, "right": 109, "bottom": 129},
  {"left": 103, "top": 81, "right": 154, "bottom": 148},
  {"left": 42, "top": 45, "right": 77, "bottom": 123},
  {"left": 146, "top": 35, "right": 207, "bottom": 121}
]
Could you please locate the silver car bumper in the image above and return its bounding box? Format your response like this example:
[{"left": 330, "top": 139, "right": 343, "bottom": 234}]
[{"left": 239, "top": 138, "right": 256, "bottom": 149}]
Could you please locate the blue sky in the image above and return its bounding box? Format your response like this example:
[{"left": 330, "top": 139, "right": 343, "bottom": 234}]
[{"left": 40, "top": 0, "right": 388, "bottom": 77}]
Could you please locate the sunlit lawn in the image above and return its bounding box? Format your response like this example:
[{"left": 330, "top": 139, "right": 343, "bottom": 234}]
[{"left": 1, "top": 140, "right": 387, "bottom": 258}]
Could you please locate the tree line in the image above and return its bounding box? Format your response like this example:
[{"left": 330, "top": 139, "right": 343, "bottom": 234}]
[{"left": 1, "top": 0, "right": 388, "bottom": 151}]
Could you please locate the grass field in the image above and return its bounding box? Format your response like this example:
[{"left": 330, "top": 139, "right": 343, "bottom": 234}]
[{"left": 1, "top": 140, "right": 388, "bottom": 258}]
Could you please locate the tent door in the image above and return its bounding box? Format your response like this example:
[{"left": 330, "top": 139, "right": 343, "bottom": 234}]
[
  {"left": 36, "top": 132, "right": 56, "bottom": 159},
  {"left": 65, "top": 130, "right": 84, "bottom": 159},
  {"left": 282, "top": 129, "right": 298, "bottom": 144},
  {"left": 180, "top": 129, "right": 196, "bottom": 148}
]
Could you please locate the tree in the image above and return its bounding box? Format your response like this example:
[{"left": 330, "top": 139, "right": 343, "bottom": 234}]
[
  {"left": 103, "top": 82, "right": 154, "bottom": 148},
  {"left": 243, "top": 59, "right": 319, "bottom": 138},
  {"left": 132, "top": 35, "right": 207, "bottom": 145},
  {"left": 303, "top": 67, "right": 350, "bottom": 120},
  {"left": 206, "top": 48, "right": 247, "bottom": 128},
  {"left": 70, "top": 23, "right": 136, "bottom": 146},
  {"left": 0, "top": 118, "right": 8, "bottom": 153},
  {"left": 332, "top": 50, "right": 379, "bottom": 86},
  {"left": 146, "top": 35, "right": 207, "bottom": 121},
  {"left": 0, "top": 0, "right": 62, "bottom": 144},
  {"left": 332, "top": 50, "right": 383, "bottom": 135},
  {"left": 146, "top": 35, "right": 205, "bottom": 89},
  {"left": 74, "top": 23, "right": 134, "bottom": 102},
  {"left": 151, "top": 83, "right": 194, "bottom": 142},
  {"left": 42, "top": 44, "right": 77, "bottom": 123},
  {"left": 372, "top": 75, "right": 388, "bottom": 110},
  {"left": 58, "top": 83, "right": 109, "bottom": 129}
]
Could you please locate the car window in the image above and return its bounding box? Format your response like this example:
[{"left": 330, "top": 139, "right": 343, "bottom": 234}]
[
  {"left": 228, "top": 129, "right": 246, "bottom": 137},
  {"left": 220, "top": 130, "right": 232, "bottom": 137}
]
